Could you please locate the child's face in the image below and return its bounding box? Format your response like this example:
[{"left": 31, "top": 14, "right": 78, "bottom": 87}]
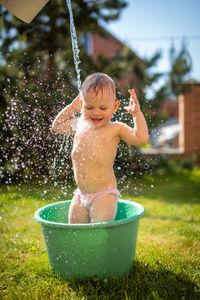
[{"left": 81, "top": 87, "right": 120, "bottom": 128}]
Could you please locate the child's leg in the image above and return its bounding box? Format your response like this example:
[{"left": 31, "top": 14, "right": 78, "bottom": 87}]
[
  {"left": 89, "top": 194, "right": 118, "bottom": 223},
  {"left": 68, "top": 195, "right": 89, "bottom": 224}
]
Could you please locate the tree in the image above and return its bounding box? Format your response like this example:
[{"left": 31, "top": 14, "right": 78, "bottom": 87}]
[
  {"left": 168, "top": 38, "right": 192, "bottom": 97},
  {"left": 0, "top": 0, "right": 128, "bottom": 183},
  {"left": 1, "top": 0, "right": 127, "bottom": 80},
  {"left": 0, "top": 0, "right": 170, "bottom": 185}
]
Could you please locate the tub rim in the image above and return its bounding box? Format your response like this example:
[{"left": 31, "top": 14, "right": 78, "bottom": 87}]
[{"left": 34, "top": 199, "right": 145, "bottom": 229}]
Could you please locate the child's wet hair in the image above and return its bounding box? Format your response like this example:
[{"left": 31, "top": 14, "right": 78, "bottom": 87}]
[{"left": 82, "top": 73, "right": 116, "bottom": 98}]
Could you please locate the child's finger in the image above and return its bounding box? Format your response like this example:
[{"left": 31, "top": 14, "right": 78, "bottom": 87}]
[
  {"left": 124, "top": 106, "right": 130, "bottom": 112},
  {"left": 128, "top": 89, "right": 134, "bottom": 97},
  {"left": 135, "top": 97, "right": 139, "bottom": 105},
  {"left": 128, "top": 90, "right": 136, "bottom": 100},
  {"left": 128, "top": 89, "right": 135, "bottom": 94}
]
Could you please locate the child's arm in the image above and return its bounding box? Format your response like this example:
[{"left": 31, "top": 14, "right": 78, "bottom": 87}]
[
  {"left": 119, "top": 89, "right": 149, "bottom": 145},
  {"left": 52, "top": 94, "right": 81, "bottom": 135}
]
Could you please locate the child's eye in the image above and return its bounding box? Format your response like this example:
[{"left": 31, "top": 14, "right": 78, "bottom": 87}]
[
  {"left": 86, "top": 107, "right": 93, "bottom": 110},
  {"left": 100, "top": 107, "right": 107, "bottom": 111}
]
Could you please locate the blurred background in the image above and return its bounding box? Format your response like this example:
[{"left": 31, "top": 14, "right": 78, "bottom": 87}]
[{"left": 0, "top": 0, "right": 200, "bottom": 185}]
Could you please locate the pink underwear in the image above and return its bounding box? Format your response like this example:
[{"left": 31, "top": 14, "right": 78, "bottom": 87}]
[{"left": 73, "top": 187, "right": 120, "bottom": 209}]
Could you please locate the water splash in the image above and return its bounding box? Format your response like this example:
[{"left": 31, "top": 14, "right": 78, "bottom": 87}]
[
  {"left": 66, "top": 0, "right": 82, "bottom": 92},
  {"left": 0, "top": 2, "right": 154, "bottom": 199},
  {"left": 53, "top": 0, "right": 82, "bottom": 173}
]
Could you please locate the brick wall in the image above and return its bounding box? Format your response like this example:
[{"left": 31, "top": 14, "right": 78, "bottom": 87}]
[
  {"left": 91, "top": 31, "right": 140, "bottom": 95},
  {"left": 160, "top": 99, "right": 178, "bottom": 118},
  {"left": 179, "top": 84, "right": 200, "bottom": 159},
  {"left": 92, "top": 32, "right": 124, "bottom": 58}
]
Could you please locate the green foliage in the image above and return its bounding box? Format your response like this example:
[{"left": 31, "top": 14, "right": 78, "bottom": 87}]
[
  {"left": 152, "top": 154, "right": 198, "bottom": 176},
  {"left": 0, "top": 0, "right": 162, "bottom": 183},
  {"left": 145, "top": 39, "right": 193, "bottom": 130},
  {"left": 168, "top": 39, "right": 192, "bottom": 97},
  {"left": 0, "top": 1, "right": 129, "bottom": 183},
  {"left": 1, "top": 1, "right": 193, "bottom": 183}
]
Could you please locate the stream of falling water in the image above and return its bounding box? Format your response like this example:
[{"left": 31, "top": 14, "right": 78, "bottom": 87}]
[
  {"left": 66, "top": 0, "right": 82, "bottom": 92},
  {"left": 53, "top": 0, "right": 82, "bottom": 172}
]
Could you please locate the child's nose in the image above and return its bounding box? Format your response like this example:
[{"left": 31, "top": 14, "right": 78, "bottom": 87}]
[{"left": 93, "top": 108, "right": 101, "bottom": 115}]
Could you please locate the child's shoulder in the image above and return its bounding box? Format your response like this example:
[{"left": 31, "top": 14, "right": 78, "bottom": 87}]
[
  {"left": 113, "top": 121, "right": 123, "bottom": 125},
  {"left": 110, "top": 121, "right": 133, "bottom": 138},
  {"left": 111, "top": 121, "right": 126, "bottom": 129},
  {"left": 109, "top": 121, "right": 126, "bottom": 135},
  {"left": 113, "top": 121, "right": 131, "bottom": 128}
]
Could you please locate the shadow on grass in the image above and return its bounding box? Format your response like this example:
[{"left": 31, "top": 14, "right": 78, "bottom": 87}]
[{"left": 68, "top": 261, "right": 200, "bottom": 300}]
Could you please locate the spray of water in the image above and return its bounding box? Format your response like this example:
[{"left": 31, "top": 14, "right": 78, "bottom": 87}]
[
  {"left": 53, "top": 0, "right": 82, "bottom": 173},
  {"left": 0, "top": 1, "right": 155, "bottom": 201},
  {"left": 66, "top": 0, "right": 82, "bottom": 92}
]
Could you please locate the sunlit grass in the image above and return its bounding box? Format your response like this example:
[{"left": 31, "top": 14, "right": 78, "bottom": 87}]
[{"left": 0, "top": 168, "right": 200, "bottom": 299}]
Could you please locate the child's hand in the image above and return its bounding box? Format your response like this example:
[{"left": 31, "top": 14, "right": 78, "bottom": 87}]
[
  {"left": 124, "top": 89, "right": 140, "bottom": 116},
  {"left": 71, "top": 93, "right": 82, "bottom": 113}
]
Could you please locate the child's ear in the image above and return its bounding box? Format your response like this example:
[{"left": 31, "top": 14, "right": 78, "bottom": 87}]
[
  {"left": 80, "top": 99, "right": 83, "bottom": 108},
  {"left": 114, "top": 100, "right": 120, "bottom": 112},
  {"left": 79, "top": 93, "right": 83, "bottom": 108}
]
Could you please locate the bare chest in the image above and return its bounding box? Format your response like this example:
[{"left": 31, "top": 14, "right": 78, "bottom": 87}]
[{"left": 72, "top": 124, "right": 118, "bottom": 163}]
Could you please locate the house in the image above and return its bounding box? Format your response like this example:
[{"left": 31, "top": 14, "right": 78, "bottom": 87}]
[
  {"left": 150, "top": 99, "right": 180, "bottom": 149},
  {"left": 80, "top": 30, "right": 200, "bottom": 161},
  {"left": 79, "top": 27, "right": 141, "bottom": 95},
  {"left": 179, "top": 83, "right": 200, "bottom": 160},
  {"left": 160, "top": 99, "right": 178, "bottom": 119},
  {"left": 79, "top": 29, "right": 125, "bottom": 58},
  {"left": 146, "top": 82, "right": 200, "bottom": 162}
]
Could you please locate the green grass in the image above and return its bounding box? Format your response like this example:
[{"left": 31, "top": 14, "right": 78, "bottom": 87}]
[{"left": 0, "top": 168, "right": 200, "bottom": 299}]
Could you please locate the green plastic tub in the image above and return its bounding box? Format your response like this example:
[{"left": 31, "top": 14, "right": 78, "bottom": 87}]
[{"left": 35, "top": 199, "right": 144, "bottom": 279}]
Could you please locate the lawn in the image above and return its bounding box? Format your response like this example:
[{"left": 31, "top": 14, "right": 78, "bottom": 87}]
[{"left": 0, "top": 168, "right": 200, "bottom": 299}]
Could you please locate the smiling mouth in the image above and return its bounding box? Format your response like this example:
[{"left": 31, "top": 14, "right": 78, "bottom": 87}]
[{"left": 91, "top": 118, "right": 103, "bottom": 122}]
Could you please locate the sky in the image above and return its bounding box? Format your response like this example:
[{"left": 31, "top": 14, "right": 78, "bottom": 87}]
[{"left": 103, "top": 0, "right": 200, "bottom": 94}]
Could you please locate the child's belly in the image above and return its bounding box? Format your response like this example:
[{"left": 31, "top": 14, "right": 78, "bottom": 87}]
[
  {"left": 71, "top": 128, "right": 118, "bottom": 193},
  {"left": 73, "top": 161, "right": 117, "bottom": 193}
]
